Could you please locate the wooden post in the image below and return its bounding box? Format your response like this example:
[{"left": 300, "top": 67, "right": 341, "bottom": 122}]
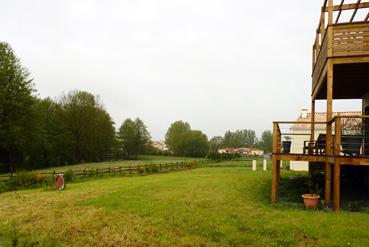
[
  {"left": 333, "top": 118, "right": 341, "bottom": 211},
  {"left": 263, "top": 159, "right": 267, "bottom": 171},
  {"left": 325, "top": 0, "right": 334, "bottom": 206}
]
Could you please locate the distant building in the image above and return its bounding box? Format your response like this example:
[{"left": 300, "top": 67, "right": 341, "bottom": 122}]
[
  {"left": 150, "top": 141, "right": 168, "bottom": 151},
  {"left": 218, "top": 147, "right": 264, "bottom": 156}
]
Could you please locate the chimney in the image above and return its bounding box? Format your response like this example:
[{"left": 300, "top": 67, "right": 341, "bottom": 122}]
[{"left": 301, "top": 108, "right": 308, "bottom": 119}]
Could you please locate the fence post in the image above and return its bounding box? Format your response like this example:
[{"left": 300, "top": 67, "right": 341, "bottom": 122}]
[
  {"left": 96, "top": 168, "right": 99, "bottom": 175},
  {"left": 252, "top": 160, "right": 257, "bottom": 171},
  {"left": 263, "top": 159, "right": 267, "bottom": 171},
  {"left": 159, "top": 163, "right": 162, "bottom": 171},
  {"left": 280, "top": 160, "right": 283, "bottom": 168},
  {"left": 129, "top": 166, "right": 131, "bottom": 174}
]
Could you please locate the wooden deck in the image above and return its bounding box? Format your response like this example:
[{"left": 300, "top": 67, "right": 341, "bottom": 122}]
[{"left": 272, "top": 0, "right": 369, "bottom": 211}]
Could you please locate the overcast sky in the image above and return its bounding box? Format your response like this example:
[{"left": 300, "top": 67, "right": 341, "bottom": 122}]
[{"left": 0, "top": 0, "right": 362, "bottom": 140}]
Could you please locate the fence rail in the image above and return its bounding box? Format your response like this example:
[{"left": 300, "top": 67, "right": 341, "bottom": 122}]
[
  {"left": 0, "top": 159, "right": 265, "bottom": 182},
  {"left": 0, "top": 160, "right": 211, "bottom": 182}
]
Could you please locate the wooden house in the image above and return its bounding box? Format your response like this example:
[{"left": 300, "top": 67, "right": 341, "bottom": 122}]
[{"left": 272, "top": 0, "right": 369, "bottom": 211}]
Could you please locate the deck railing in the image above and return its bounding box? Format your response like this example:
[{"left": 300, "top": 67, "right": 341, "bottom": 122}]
[{"left": 273, "top": 116, "right": 369, "bottom": 158}]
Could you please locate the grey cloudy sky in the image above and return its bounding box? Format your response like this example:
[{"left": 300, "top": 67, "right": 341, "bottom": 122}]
[{"left": 0, "top": 0, "right": 361, "bottom": 140}]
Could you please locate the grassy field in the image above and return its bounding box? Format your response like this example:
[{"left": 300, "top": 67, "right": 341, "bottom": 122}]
[
  {"left": 1, "top": 162, "right": 368, "bottom": 246},
  {"left": 38, "top": 155, "right": 202, "bottom": 173}
]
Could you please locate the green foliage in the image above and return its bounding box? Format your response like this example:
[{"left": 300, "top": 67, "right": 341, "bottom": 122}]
[
  {"left": 117, "top": 118, "right": 151, "bottom": 159},
  {"left": 0, "top": 42, "right": 36, "bottom": 173},
  {"left": 258, "top": 130, "right": 272, "bottom": 153},
  {"left": 306, "top": 173, "right": 324, "bottom": 195},
  {"left": 209, "top": 136, "right": 224, "bottom": 152},
  {"left": 165, "top": 121, "right": 208, "bottom": 157},
  {"left": 150, "top": 164, "right": 159, "bottom": 173},
  {"left": 64, "top": 169, "right": 75, "bottom": 182},
  {"left": 206, "top": 152, "right": 241, "bottom": 161},
  {"left": 186, "top": 160, "right": 199, "bottom": 168},
  {"left": 165, "top": 121, "right": 191, "bottom": 154},
  {"left": 222, "top": 129, "right": 257, "bottom": 148}
]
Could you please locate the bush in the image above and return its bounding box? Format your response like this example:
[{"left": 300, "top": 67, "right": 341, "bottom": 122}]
[
  {"left": 31, "top": 170, "right": 48, "bottom": 184},
  {"left": 138, "top": 166, "right": 144, "bottom": 174},
  {"left": 206, "top": 152, "right": 241, "bottom": 161},
  {"left": 150, "top": 164, "right": 159, "bottom": 173},
  {"left": 186, "top": 160, "right": 198, "bottom": 168},
  {"left": 64, "top": 169, "right": 74, "bottom": 182},
  {"left": 14, "top": 171, "right": 34, "bottom": 188}
]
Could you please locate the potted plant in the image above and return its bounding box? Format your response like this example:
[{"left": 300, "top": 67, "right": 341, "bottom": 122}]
[
  {"left": 282, "top": 136, "right": 292, "bottom": 154},
  {"left": 302, "top": 175, "right": 322, "bottom": 208}
]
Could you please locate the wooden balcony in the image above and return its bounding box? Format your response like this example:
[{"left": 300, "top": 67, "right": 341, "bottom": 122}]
[
  {"left": 311, "top": 1, "right": 369, "bottom": 100},
  {"left": 271, "top": 115, "right": 369, "bottom": 211}
]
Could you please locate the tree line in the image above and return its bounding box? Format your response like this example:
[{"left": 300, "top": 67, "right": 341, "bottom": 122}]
[
  {"left": 209, "top": 129, "right": 272, "bottom": 153},
  {"left": 0, "top": 41, "right": 272, "bottom": 173}
]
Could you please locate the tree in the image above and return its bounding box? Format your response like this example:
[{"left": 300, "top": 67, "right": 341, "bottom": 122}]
[
  {"left": 0, "top": 42, "right": 36, "bottom": 173},
  {"left": 221, "top": 129, "right": 257, "bottom": 148},
  {"left": 165, "top": 121, "right": 191, "bottom": 155},
  {"left": 165, "top": 121, "right": 209, "bottom": 157},
  {"left": 258, "top": 130, "right": 272, "bottom": 153},
  {"left": 58, "top": 91, "right": 115, "bottom": 163},
  {"left": 209, "top": 136, "right": 224, "bottom": 152},
  {"left": 118, "top": 118, "right": 150, "bottom": 159},
  {"left": 181, "top": 130, "right": 209, "bottom": 157}
]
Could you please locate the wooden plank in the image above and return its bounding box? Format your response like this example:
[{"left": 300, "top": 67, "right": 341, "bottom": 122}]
[
  {"left": 337, "top": 156, "right": 369, "bottom": 165},
  {"left": 333, "top": 162, "right": 341, "bottom": 211},
  {"left": 350, "top": 0, "right": 362, "bottom": 22},
  {"left": 335, "top": 0, "right": 345, "bottom": 24},
  {"left": 325, "top": 2, "right": 369, "bottom": 12},
  {"left": 273, "top": 154, "right": 327, "bottom": 163},
  {"left": 333, "top": 55, "right": 369, "bottom": 63},
  {"left": 334, "top": 51, "right": 369, "bottom": 57},
  {"left": 325, "top": 58, "right": 334, "bottom": 207}
]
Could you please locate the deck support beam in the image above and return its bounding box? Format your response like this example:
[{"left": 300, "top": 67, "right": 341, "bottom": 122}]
[
  {"left": 309, "top": 100, "right": 316, "bottom": 173},
  {"left": 333, "top": 162, "right": 341, "bottom": 211},
  {"left": 325, "top": 58, "right": 333, "bottom": 207},
  {"left": 333, "top": 118, "right": 342, "bottom": 211}
]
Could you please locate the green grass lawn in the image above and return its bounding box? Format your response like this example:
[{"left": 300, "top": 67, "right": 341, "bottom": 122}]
[{"left": 1, "top": 162, "right": 368, "bottom": 246}]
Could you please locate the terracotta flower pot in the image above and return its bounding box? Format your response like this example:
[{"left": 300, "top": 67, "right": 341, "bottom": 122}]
[{"left": 302, "top": 194, "right": 320, "bottom": 208}]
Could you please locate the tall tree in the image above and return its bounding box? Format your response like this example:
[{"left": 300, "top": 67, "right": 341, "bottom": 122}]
[
  {"left": 181, "top": 130, "right": 209, "bottom": 157},
  {"left": 258, "top": 130, "right": 272, "bottom": 153},
  {"left": 58, "top": 91, "right": 115, "bottom": 163},
  {"left": 118, "top": 118, "right": 150, "bottom": 159},
  {"left": 165, "top": 121, "right": 191, "bottom": 155},
  {"left": 209, "top": 136, "right": 224, "bottom": 152},
  {"left": 165, "top": 121, "right": 209, "bottom": 157},
  {"left": 0, "top": 42, "right": 36, "bottom": 173}
]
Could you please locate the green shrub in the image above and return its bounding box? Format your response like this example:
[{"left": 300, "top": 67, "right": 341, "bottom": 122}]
[
  {"left": 64, "top": 169, "right": 75, "bottom": 182},
  {"left": 150, "top": 164, "right": 159, "bottom": 173},
  {"left": 186, "top": 160, "right": 198, "bottom": 168},
  {"left": 14, "top": 171, "right": 34, "bottom": 188},
  {"left": 206, "top": 152, "right": 241, "bottom": 161},
  {"left": 138, "top": 166, "right": 144, "bottom": 174}
]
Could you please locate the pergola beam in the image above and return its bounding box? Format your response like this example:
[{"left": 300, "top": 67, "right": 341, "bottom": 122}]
[
  {"left": 335, "top": 0, "right": 345, "bottom": 24},
  {"left": 350, "top": 0, "right": 362, "bottom": 22},
  {"left": 324, "top": 2, "right": 369, "bottom": 12}
]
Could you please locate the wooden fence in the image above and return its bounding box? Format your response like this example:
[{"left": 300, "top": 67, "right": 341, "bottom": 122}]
[
  {"left": 0, "top": 159, "right": 269, "bottom": 182},
  {"left": 0, "top": 160, "right": 209, "bottom": 182}
]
